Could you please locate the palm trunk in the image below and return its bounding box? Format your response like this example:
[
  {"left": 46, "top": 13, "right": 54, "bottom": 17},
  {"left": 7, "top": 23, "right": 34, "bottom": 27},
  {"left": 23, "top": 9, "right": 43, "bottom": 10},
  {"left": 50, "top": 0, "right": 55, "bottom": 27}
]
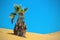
[{"left": 14, "top": 17, "right": 26, "bottom": 37}]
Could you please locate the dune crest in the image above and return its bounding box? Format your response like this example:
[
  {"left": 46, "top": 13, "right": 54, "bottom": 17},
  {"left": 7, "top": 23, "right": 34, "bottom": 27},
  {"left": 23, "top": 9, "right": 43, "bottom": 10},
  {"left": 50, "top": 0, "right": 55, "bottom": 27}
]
[{"left": 0, "top": 28, "right": 60, "bottom": 40}]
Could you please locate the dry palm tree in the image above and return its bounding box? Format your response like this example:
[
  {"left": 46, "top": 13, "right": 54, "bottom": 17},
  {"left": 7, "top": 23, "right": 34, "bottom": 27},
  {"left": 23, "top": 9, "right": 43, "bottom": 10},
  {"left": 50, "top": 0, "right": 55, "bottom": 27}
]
[{"left": 9, "top": 4, "right": 28, "bottom": 37}]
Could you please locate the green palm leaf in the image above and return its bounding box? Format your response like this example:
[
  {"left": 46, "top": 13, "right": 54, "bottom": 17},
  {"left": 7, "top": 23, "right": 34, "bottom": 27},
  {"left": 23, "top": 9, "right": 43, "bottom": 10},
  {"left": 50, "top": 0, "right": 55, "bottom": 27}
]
[
  {"left": 9, "top": 13, "right": 16, "bottom": 23},
  {"left": 24, "top": 8, "right": 28, "bottom": 13},
  {"left": 14, "top": 5, "right": 22, "bottom": 12},
  {"left": 9, "top": 13, "right": 16, "bottom": 18}
]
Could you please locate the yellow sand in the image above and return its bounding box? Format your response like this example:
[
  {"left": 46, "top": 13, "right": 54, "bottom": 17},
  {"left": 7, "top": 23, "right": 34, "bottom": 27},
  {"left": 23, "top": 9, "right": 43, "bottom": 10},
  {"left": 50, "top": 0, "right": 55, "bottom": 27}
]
[{"left": 0, "top": 28, "right": 60, "bottom": 40}]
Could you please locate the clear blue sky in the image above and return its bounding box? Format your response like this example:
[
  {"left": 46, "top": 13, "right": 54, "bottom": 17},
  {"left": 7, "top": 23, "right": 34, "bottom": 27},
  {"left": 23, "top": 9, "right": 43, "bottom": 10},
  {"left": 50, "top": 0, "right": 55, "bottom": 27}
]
[{"left": 0, "top": 0, "right": 60, "bottom": 34}]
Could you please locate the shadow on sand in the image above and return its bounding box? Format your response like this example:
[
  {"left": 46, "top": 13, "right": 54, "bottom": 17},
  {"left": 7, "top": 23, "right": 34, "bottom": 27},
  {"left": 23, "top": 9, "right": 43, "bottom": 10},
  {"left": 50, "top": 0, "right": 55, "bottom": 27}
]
[
  {"left": 8, "top": 33, "right": 26, "bottom": 38},
  {"left": 8, "top": 33, "right": 15, "bottom": 35}
]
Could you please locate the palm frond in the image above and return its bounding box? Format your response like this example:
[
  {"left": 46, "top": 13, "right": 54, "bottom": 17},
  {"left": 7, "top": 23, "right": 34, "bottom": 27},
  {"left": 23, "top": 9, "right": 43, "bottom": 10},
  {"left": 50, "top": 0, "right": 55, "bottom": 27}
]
[
  {"left": 14, "top": 5, "right": 22, "bottom": 12},
  {"left": 9, "top": 13, "right": 16, "bottom": 18},
  {"left": 24, "top": 8, "right": 28, "bottom": 13},
  {"left": 9, "top": 13, "right": 16, "bottom": 19},
  {"left": 9, "top": 14, "right": 14, "bottom": 19},
  {"left": 9, "top": 13, "right": 16, "bottom": 23}
]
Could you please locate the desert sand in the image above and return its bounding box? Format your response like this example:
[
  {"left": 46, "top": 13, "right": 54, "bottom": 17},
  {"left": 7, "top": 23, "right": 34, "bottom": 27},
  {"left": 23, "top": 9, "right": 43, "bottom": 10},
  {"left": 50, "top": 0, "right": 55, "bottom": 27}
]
[{"left": 0, "top": 28, "right": 60, "bottom": 40}]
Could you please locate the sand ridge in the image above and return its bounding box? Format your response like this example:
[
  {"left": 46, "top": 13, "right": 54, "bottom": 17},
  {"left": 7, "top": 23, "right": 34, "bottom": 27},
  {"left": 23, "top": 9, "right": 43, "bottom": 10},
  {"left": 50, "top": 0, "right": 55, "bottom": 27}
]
[{"left": 0, "top": 28, "right": 60, "bottom": 40}]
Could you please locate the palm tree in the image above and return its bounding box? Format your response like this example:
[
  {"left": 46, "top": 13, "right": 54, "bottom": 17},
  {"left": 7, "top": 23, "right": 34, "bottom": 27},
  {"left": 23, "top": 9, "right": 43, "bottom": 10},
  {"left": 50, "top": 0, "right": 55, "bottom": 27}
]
[{"left": 9, "top": 4, "right": 28, "bottom": 37}]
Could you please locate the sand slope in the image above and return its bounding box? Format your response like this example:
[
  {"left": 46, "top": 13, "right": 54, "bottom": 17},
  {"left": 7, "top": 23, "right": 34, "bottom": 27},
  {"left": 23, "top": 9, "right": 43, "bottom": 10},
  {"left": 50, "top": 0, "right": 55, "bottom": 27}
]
[{"left": 0, "top": 28, "right": 60, "bottom": 40}]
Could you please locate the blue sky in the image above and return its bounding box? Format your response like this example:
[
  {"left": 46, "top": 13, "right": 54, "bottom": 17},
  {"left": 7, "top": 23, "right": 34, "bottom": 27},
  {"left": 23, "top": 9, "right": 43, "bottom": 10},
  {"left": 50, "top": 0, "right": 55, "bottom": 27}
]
[{"left": 0, "top": 0, "right": 60, "bottom": 34}]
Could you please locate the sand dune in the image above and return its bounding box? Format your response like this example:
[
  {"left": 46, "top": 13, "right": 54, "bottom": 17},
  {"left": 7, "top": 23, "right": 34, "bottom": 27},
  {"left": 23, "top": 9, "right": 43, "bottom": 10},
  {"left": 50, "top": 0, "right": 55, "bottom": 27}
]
[{"left": 0, "top": 28, "right": 60, "bottom": 40}]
